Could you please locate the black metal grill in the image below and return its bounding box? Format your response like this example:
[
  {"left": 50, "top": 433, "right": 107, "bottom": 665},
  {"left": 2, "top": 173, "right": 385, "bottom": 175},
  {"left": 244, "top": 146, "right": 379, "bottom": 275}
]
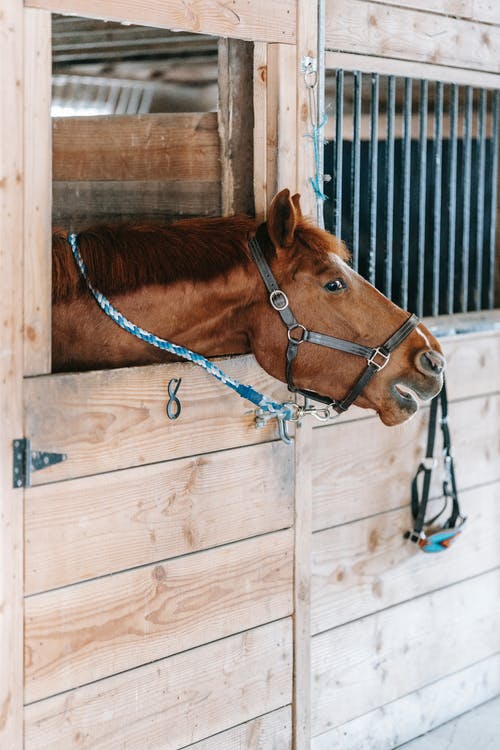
[{"left": 324, "top": 72, "right": 499, "bottom": 316}]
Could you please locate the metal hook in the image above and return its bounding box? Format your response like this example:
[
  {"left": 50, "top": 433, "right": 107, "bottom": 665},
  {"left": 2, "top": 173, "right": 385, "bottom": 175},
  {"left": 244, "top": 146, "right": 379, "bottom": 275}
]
[{"left": 277, "top": 417, "right": 294, "bottom": 445}]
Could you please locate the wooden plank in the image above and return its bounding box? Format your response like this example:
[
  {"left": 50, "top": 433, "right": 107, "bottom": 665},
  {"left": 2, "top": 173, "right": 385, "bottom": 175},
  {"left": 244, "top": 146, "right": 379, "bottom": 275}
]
[
  {"left": 253, "top": 42, "right": 268, "bottom": 222},
  {"left": 365, "top": 0, "right": 500, "bottom": 26},
  {"left": 401, "top": 694, "right": 500, "bottom": 750},
  {"left": 438, "top": 330, "right": 500, "bottom": 401},
  {"left": 312, "top": 482, "right": 500, "bottom": 633},
  {"left": 293, "top": 421, "right": 313, "bottom": 750},
  {"left": 266, "top": 44, "right": 297, "bottom": 206},
  {"left": 25, "top": 618, "right": 293, "bottom": 750},
  {"left": 53, "top": 113, "right": 221, "bottom": 182},
  {"left": 23, "top": 8, "right": 51, "bottom": 376},
  {"left": 312, "top": 392, "right": 499, "bottom": 531},
  {"left": 52, "top": 180, "right": 221, "bottom": 229},
  {"left": 325, "top": 0, "right": 500, "bottom": 74},
  {"left": 25, "top": 440, "right": 294, "bottom": 594},
  {"left": 0, "top": 1, "right": 24, "bottom": 747},
  {"left": 325, "top": 51, "right": 500, "bottom": 90},
  {"left": 181, "top": 706, "right": 292, "bottom": 749},
  {"left": 25, "top": 0, "right": 296, "bottom": 44},
  {"left": 24, "top": 355, "right": 291, "bottom": 484},
  {"left": 311, "top": 569, "right": 500, "bottom": 734},
  {"left": 218, "top": 39, "right": 255, "bottom": 217},
  {"left": 312, "top": 653, "right": 500, "bottom": 749},
  {"left": 25, "top": 529, "right": 293, "bottom": 702}
]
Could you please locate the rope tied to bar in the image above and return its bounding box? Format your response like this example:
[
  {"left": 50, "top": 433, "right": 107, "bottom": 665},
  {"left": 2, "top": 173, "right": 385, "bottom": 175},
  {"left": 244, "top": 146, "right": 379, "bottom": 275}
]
[{"left": 302, "top": 56, "right": 328, "bottom": 209}]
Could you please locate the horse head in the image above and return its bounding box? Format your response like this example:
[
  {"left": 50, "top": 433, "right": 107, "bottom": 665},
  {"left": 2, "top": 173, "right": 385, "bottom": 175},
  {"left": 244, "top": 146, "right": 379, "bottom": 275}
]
[{"left": 248, "top": 189, "right": 444, "bottom": 426}]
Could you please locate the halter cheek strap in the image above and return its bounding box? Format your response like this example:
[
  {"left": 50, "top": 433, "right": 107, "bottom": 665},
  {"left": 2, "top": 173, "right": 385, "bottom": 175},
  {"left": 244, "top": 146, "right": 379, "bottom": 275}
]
[{"left": 249, "top": 235, "right": 420, "bottom": 413}]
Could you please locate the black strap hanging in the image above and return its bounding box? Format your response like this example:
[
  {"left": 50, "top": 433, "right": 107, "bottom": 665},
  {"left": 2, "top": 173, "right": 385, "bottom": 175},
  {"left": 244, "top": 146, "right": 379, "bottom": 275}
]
[{"left": 404, "top": 378, "right": 465, "bottom": 552}]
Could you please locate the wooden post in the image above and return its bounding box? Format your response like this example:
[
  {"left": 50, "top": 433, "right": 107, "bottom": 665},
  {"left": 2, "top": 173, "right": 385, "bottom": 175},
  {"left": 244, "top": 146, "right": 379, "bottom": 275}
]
[
  {"left": 24, "top": 8, "right": 52, "bottom": 376},
  {"left": 218, "top": 38, "right": 255, "bottom": 217},
  {"left": 0, "top": 1, "right": 25, "bottom": 747}
]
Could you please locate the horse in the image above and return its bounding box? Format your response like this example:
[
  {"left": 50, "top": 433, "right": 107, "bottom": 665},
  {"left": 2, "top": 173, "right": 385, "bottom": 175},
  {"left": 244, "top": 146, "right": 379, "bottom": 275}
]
[{"left": 52, "top": 189, "right": 445, "bottom": 426}]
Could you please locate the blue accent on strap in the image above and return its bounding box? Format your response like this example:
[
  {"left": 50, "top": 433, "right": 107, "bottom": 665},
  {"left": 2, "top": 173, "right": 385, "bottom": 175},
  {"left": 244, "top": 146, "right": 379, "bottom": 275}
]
[{"left": 67, "top": 233, "right": 295, "bottom": 421}]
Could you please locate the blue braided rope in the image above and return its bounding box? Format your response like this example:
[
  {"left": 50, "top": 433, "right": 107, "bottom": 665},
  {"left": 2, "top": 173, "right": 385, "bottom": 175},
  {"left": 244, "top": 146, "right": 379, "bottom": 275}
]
[
  {"left": 307, "top": 117, "right": 328, "bottom": 202},
  {"left": 68, "top": 233, "right": 295, "bottom": 420}
]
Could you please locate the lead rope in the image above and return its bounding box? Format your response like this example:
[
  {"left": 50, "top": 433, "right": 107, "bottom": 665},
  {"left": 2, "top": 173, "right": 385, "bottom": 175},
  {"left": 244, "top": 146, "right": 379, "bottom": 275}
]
[{"left": 67, "top": 233, "right": 298, "bottom": 434}]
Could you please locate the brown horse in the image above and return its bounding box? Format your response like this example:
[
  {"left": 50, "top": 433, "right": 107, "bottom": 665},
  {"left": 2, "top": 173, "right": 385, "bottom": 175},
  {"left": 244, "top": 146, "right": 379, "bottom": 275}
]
[{"left": 52, "top": 189, "right": 444, "bottom": 426}]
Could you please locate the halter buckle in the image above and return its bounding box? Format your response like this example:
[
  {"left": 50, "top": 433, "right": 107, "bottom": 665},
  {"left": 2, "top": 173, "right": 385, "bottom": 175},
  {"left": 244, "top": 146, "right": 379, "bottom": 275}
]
[
  {"left": 270, "top": 289, "right": 289, "bottom": 311},
  {"left": 367, "top": 347, "right": 391, "bottom": 371}
]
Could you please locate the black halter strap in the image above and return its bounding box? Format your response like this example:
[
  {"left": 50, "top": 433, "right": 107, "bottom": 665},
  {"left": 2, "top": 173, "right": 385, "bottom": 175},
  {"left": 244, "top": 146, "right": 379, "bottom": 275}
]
[{"left": 249, "top": 235, "right": 420, "bottom": 414}]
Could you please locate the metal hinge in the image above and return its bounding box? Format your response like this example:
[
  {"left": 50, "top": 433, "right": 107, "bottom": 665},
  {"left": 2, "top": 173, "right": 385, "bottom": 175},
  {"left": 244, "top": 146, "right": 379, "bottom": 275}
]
[{"left": 12, "top": 438, "right": 67, "bottom": 488}]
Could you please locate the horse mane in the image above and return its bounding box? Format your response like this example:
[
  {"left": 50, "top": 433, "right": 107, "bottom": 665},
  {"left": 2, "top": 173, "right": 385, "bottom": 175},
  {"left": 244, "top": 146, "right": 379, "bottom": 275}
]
[{"left": 52, "top": 215, "right": 349, "bottom": 303}]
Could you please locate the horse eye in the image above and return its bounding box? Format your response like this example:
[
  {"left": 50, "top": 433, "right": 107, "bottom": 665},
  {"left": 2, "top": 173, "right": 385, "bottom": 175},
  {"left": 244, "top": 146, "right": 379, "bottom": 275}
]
[{"left": 324, "top": 278, "right": 346, "bottom": 293}]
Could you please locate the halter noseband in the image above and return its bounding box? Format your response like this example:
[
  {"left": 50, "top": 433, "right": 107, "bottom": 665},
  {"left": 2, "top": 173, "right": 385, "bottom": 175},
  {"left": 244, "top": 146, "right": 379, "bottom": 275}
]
[{"left": 249, "top": 235, "right": 420, "bottom": 415}]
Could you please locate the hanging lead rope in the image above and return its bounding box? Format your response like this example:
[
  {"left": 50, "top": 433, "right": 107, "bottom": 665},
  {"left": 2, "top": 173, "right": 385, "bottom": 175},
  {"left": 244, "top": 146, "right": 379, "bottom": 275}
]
[{"left": 302, "top": 56, "right": 328, "bottom": 229}]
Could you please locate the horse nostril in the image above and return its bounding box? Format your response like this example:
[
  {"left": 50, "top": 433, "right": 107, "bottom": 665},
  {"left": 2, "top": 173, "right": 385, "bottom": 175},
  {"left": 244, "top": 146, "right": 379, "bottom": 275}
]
[{"left": 420, "top": 349, "right": 445, "bottom": 375}]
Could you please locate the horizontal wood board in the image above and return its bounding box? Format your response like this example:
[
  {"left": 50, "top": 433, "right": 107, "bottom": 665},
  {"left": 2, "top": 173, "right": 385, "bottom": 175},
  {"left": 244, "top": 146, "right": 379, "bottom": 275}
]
[
  {"left": 53, "top": 114, "right": 220, "bottom": 182},
  {"left": 325, "top": 0, "right": 500, "bottom": 73},
  {"left": 181, "top": 706, "right": 292, "bottom": 750},
  {"left": 25, "top": 440, "right": 293, "bottom": 594},
  {"left": 53, "top": 180, "right": 221, "bottom": 229},
  {"left": 312, "top": 481, "right": 500, "bottom": 633},
  {"left": 23, "top": 355, "right": 292, "bottom": 484},
  {"left": 26, "top": 0, "right": 296, "bottom": 44},
  {"left": 25, "top": 529, "right": 293, "bottom": 702},
  {"left": 364, "top": 0, "right": 500, "bottom": 25},
  {"left": 25, "top": 618, "right": 293, "bottom": 749},
  {"left": 312, "top": 653, "right": 500, "bottom": 750},
  {"left": 312, "top": 391, "right": 499, "bottom": 530},
  {"left": 311, "top": 569, "right": 500, "bottom": 734}
]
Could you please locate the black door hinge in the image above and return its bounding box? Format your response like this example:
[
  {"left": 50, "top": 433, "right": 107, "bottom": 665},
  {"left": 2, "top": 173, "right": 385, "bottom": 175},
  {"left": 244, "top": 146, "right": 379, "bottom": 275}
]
[{"left": 13, "top": 438, "right": 67, "bottom": 488}]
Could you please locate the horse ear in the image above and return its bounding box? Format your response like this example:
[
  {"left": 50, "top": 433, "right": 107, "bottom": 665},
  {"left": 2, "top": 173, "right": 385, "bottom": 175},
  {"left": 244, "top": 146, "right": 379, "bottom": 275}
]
[
  {"left": 267, "top": 189, "right": 299, "bottom": 249},
  {"left": 291, "top": 193, "right": 302, "bottom": 216}
]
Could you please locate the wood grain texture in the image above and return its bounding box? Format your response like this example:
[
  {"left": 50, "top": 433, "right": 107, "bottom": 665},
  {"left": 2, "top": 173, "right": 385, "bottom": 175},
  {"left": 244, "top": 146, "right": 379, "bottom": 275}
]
[
  {"left": 53, "top": 113, "right": 221, "bottom": 182},
  {"left": 53, "top": 180, "right": 221, "bottom": 229},
  {"left": 181, "top": 706, "right": 292, "bottom": 750},
  {"left": 25, "top": 618, "right": 293, "bottom": 750},
  {"left": 25, "top": 0, "right": 296, "bottom": 44},
  {"left": 0, "top": 1, "right": 24, "bottom": 747},
  {"left": 325, "top": 0, "right": 500, "bottom": 73},
  {"left": 24, "top": 355, "right": 291, "bottom": 485},
  {"left": 312, "top": 392, "right": 500, "bottom": 531},
  {"left": 311, "top": 569, "right": 500, "bottom": 734},
  {"left": 266, "top": 44, "right": 297, "bottom": 205},
  {"left": 253, "top": 41, "right": 268, "bottom": 222},
  {"left": 23, "top": 8, "right": 52, "bottom": 375},
  {"left": 312, "top": 653, "right": 500, "bottom": 749},
  {"left": 25, "top": 440, "right": 293, "bottom": 594},
  {"left": 312, "top": 482, "right": 500, "bottom": 633},
  {"left": 325, "top": 51, "right": 500, "bottom": 89},
  {"left": 25, "top": 529, "right": 293, "bottom": 702},
  {"left": 365, "top": 0, "right": 500, "bottom": 25}
]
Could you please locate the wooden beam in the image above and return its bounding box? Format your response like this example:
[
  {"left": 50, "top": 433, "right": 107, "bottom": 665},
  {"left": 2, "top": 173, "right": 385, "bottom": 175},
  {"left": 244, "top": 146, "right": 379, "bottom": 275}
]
[
  {"left": 0, "top": 1, "right": 24, "bottom": 748},
  {"left": 253, "top": 42, "right": 268, "bottom": 221},
  {"left": 325, "top": 0, "right": 500, "bottom": 74},
  {"left": 364, "top": 0, "right": 500, "bottom": 26},
  {"left": 25, "top": 619, "right": 293, "bottom": 749},
  {"left": 218, "top": 38, "right": 255, "bottom": 216},
  {"left": 23, "top": 9, "right": 52, "bottom": 375},
  {"left": 181, "top": 706, "right": 292, "bottom": 749},
  {"left": 53, "top": 113, "right": 221, "bottom": 182},
  {"left": 25, "top": 0, "right": 296, "bottom": 44}
]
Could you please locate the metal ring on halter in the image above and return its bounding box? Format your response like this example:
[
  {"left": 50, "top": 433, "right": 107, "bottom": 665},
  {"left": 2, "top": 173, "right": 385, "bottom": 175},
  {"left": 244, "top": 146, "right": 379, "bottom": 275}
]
[
  {"left": 287, "top": 324, "right": 307, "bottom": 344},
  {"left": 367, "top": 347, "right": 391, "bottom": 371},
  {"left": 269, "top": 289, "right": 289, "bottom": 311}
]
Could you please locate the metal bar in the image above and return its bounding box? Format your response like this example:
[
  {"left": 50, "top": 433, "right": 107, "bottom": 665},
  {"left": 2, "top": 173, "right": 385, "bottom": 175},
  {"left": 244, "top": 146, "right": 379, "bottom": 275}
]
[
  {"left": 417, "top": 79, "right": 428, "bottom": 318},
  {"left": 385, "top": 75, "right": 395, "bottom": 299},
  {"left": 351, "top": 71, "right": 362, "bottom": 271},
  {"left": 474, "top": 88, "right": 487, "bottom": 310},
  {"left": 461, "top": 86, "right": 473, "bottom": 311},
  {"left": 334, "top": 69, "right": 344, "bottom": 238},
  {"left": 432, "top": 81, "right": 443, "bottom": 316},
  {"left": 447, "top": 84, "right": 458, "bottom": 314},
  {"left": 488, "top": 90, "right": 500, "bottom": 309},
  {"left": 368, "top": 74, "right": 379, "bottom": 285},
  {"left": 401, "top": 77, "right": 412, "bottom": 309},
  {"left": 317, "top": 0, "right": 326, "bottom": 229}
]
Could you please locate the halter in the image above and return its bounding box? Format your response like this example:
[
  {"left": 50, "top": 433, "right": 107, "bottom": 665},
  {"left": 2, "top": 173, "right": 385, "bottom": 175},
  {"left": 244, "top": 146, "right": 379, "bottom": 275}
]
[{"left": 249, "top": 236, "right": 420, "bottom": 416}]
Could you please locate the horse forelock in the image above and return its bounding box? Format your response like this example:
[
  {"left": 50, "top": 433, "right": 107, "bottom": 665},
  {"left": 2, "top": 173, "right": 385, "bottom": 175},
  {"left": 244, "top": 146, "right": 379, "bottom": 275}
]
[{"left": 52, "top": 216, "right": 257, "bottom": 303}]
